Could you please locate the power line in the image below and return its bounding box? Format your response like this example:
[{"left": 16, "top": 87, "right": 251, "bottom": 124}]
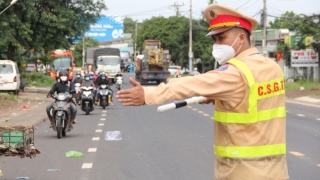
[
  {"left": 171, "top": 2, "right": 184, "bottom": 17},
  {"left": 240, "top": 0, "right": 260, "bottom": 11},
  {"left": 268, "top": 0, "right": 284, "bottom": 14},
  {"left": 236, "top": 0, "right": 251, "bottom": 10}
]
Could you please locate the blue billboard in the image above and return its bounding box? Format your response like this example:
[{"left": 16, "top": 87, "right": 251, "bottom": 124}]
[{"left": 85, "top": 16, "right": 124, "bottom": 42}]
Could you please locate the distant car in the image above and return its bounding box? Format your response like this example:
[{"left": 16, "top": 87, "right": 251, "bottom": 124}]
[
  {"left": 25, "top": 63, "right": 37, "bottom": 72},
  {"left": 168, "top": 66, "right": 190, "bottom": 75},
  {"left": 168, "top": 66, "right": 181, "bottom": 75},
  {"left": 0, "top": 60, "right": 21, "bottom": 95}
]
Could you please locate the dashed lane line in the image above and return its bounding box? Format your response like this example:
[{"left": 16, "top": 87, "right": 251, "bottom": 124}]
[
  {"left": 100, "top": 118, "right": 106, "bottom": 121},
  {"left": 101, "top": 114, "right": 106, "bottom": 116},
  {"left": 95, "top": 129, "right": 102, "bottom": 132},
  {"left": 317, "top": 118, "right": 320, "bottom": 121},
  {"left": 88, "top": 148, "right": 97, "bottom": 152},
  {"left": 192, "top": 108, "right": 197, "bottom": 111},
  {"left": 203, "top": 114, "right": 210, "bottom": 116},
  {"left": 98, "top": 123, "right": 104, "bottom": 126},
  {"left": 92, "top": 137, "right": 100, "bottom": 141},
  {"left": 102, "top": 111, "right": 107, "bottom": 113},
  {"left": 317, "top": 164, "right": 320, "bottom": 167},
  {"left": 297, "top": 114, "right": 305, "bottom": 117},
  {"left": 82, "top": 163, "right": 93, "bottom": 169},
  {"left": 198, "top": 111, "right": 203, "bottom": 113},
  {"left": 289, "top": 151, "right": 305, "bottom": 157}
]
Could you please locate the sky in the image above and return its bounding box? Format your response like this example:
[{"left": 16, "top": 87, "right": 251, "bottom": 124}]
[{"left": 102, "top": 0, "right": 320, "bottom": 24}]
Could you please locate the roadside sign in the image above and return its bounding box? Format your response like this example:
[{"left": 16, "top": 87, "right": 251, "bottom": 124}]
[{"left": 291, "top": 50, "right": 319, "bottom": 67}]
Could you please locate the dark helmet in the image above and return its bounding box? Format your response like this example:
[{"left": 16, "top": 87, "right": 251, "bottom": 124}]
[{"left": 59, "top": 70, "right": 68, "bottom": 76}]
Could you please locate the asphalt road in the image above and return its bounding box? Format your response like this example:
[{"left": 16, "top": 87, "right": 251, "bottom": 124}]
[{"left": 0, "top": 74, "right": 319, "bottom": 180}]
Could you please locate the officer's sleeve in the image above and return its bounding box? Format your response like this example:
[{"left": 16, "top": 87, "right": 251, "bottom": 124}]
[{"left": 143, "top": 64, "right": 245, "bottom": 106}]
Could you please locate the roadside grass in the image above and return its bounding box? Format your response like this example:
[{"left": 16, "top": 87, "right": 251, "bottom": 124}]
[
  {"left": 0, "top": 93, "right": 19, "bottom": 105},
  {"left": 23, "top": 72, "right": 55, "bottom": 87},
  {"left": 285, "top": 80, "right": 320, "bottom": 91}
]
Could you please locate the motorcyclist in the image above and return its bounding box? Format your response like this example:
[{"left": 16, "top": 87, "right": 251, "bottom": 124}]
[
  {"left": 81, "top": 73, "right": 96, "bottom": 101},
  {"left": 95, "top": 73, "right": 113, "bottom": 104},
  {"left": 115, "top": 71, "right": 123, "bottom": 90},
  {"left": 115, "top": 71, "right": 123, "bottom": 79},
  {"left": 72, "top": 71, "right": 83, "bottom": 84},
  {"left": 46, "top": 70, "right": 77, "bottom": 129}
]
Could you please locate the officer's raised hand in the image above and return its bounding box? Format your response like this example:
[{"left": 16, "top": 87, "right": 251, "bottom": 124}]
[{"left": 116, "top": 78, "right": 145, "bottom": 106}]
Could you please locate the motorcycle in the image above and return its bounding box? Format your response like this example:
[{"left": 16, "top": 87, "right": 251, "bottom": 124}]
[
  {"left": 74, "top": 83, "right": 81, "bottom": 105},
  {"left": 51, "top": 92, "right": 73, "bottom": 139},
  {"left": 115, "top": 76, "right": 123, "bottom": 90},
  {"left": 98, "top": 84, "right": 111, "bottom": 109},
  {"left": 81, "top": 86, "right": 94, "bottom": 115}
]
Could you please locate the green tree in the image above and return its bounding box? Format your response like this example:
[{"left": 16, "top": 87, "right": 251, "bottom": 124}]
[
  {"left": 73, "top": 37, "right": 100, "bottom": 66},
  {"left": 269, "top": 11, "right": 302, "bottom": 31},
  {"left": 124, "top": 17, "right": 137, "bottom": 34},
  {"left": 297, "top": 14, "right": 320, "bottom": 82},
  {"left": 136, "top": 16, "right": 190, "bottom": 65},
  {"left": 0, "top": 0, "right": 106, "bottom": 65}
]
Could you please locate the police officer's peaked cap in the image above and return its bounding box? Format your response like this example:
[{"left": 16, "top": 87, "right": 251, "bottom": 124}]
[{"left": 204, "top": 4, "right": 258, "bottom": 36}]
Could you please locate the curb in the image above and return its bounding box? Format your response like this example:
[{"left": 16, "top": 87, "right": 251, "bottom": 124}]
[{"left": 24, "top": 88, "right": 50, "bottom": 94}]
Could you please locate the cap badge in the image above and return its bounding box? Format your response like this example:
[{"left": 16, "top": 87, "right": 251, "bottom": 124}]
[{"left": 209, "top": 9, "right": 217, "bottom": 19}]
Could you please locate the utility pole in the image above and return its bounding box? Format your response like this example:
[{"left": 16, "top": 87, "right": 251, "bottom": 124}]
[
  {"left": 188, "top": 0, "right": 193, "bottom": 73},
  {"left": 172, "top": 2, "right": 184, "bottom": 17},
  {"left": 82, "top": 34, "right": 85, "bottom": 67},
  {"left": 262, "top": 0, "right": 267, "bottom": 55},
  {"left": 134, "top": 21, "right": 138, "bottom": 62}
]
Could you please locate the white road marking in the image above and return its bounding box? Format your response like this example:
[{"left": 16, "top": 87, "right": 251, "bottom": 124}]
[
  {"left": 98, "top": 123, "right": 104, "bottom": 126},
  {"left": 317, "top": 118, "right": 320, "bottom": 121},
  {"left": 92, "top": 137, "right": 100, "bottom": 141},
  {"left": 101, "top": 114, "right": 106, "bottom": 116},
  {"left": 192, "top": 108, "right": 197, "bottom": 111},
  {"left": 203, "top": 114, "right": 210, "bottom": 116},
  {"left": 102, "top": 111, "right": 107, "bottom": 113},
  {"left": 198, "top": 111, "right": 203, "bottom": 113},
  {"left": 100, "top": 118, "right": 106, "bottom": 121},
  {"left": 289, "top": 151, "right": 305, "bottom": 157},
  {"left": 286, "top": 111, "right": 290, "bottom": 113},
  {"left": 88, "top": 148, "right": 97, "bottom": 152},
  {"left": 82, "top": 163, "right": 93, "bottom": 169},
  {"left": 95, "top": 129, "right": 102, "bottom": 132},
  {"left": 297, "top": 114, "right": 305, "bottom": 117}
]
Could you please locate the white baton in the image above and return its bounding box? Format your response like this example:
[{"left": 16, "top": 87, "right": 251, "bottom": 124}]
[{"left": 157, "top": 96, "right": 206, "bottom": 113}]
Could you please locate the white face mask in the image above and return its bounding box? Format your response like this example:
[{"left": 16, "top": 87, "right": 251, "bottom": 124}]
[
  {"left": 212, "top": 35, "right": 243, "bottom": 65},
  {"left": 60, "top": 76, "right": 67, "bottom": 81}
]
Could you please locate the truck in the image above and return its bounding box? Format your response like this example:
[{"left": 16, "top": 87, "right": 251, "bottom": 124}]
[
  {"left": 48, "top": 49, "right": 75, "bottom": 81},
  {"left": 135, "top": 40, "right": 170, "bottom": 85},
  {"left": 85, "top": 47, "right": 121, "bottom": 83}
]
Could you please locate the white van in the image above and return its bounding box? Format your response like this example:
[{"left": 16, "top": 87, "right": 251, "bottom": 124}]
[{"left": 0, "top": 60, "right": 21, "bottom": 95}]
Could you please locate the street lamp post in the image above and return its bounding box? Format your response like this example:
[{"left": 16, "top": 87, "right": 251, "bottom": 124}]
[{"left": 0, "top": 0, "right": 18, "bottom": 15}]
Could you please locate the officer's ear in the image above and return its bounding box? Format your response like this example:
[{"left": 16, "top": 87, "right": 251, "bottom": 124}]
[{"left": 239, "top": 33, "right": 246, "bottom": 44}]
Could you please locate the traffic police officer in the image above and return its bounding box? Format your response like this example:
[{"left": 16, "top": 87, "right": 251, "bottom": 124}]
[{"left": 116, "top": 3, "right": 288, "bottom": 180}]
